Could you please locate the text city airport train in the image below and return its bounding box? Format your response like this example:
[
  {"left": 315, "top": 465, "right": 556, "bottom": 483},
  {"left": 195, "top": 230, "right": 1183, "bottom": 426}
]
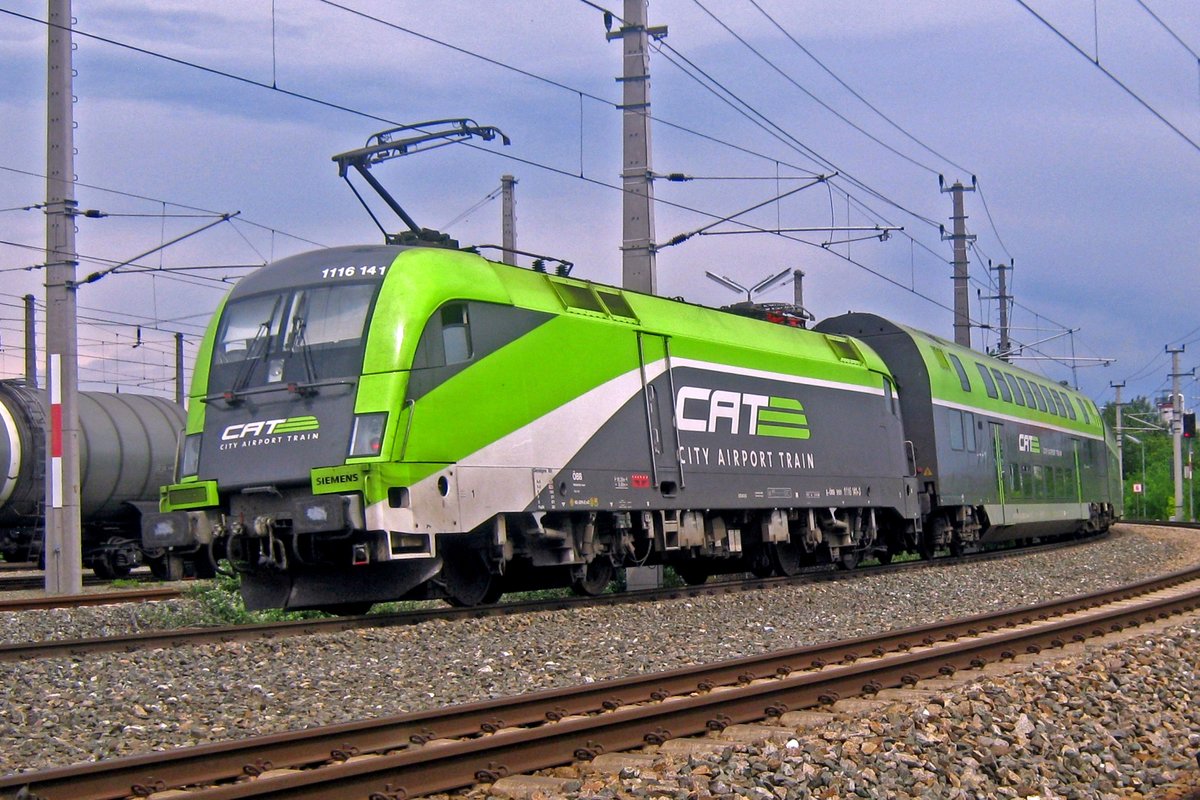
[
  {"left": 143, "top": 244, "right": 1121, "bottom": 613},
  {"left": 0, "top": 379, "right": 187, "bottom": 577}
]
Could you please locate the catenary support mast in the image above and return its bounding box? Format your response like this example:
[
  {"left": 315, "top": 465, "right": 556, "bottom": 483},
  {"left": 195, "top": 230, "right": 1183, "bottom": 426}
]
[
  {"left": 1110, "top": 381, "right": 1124, "bottom": 482},
  {"left": 940, "top": 177, "right": 976, "bottom": 348},
  {"left": 44, "top": 0, "right": 83, "bottom": 594},
  {"left": 612, "top": 0, "right": 666, "bottom": 294},
  {"left": 23, "top": 294, "right": 37, "bottom": 387},
  {"left": 1167, "top": 346, "right": 1191, "bottom": 521},
  {"left": 501, "top": 175, "right": 517, "bottom": 266}
]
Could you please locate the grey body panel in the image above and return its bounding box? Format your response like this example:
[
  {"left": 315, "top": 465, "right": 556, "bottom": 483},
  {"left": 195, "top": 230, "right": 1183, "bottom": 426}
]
[{"left": 529, "top": 360, "right": 917, "bottom": 520}]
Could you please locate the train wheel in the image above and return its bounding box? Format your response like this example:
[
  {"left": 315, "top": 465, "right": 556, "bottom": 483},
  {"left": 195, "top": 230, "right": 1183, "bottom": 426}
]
[
  {"left": 571, "top": 558, "right": 614, "bottom": 596},
  {"left": 769, "top": 542, "right": 804, "bottom": 577},
  {"left": 673, "top": 563, "right": 709, "bottom": 586},
  {"left": 442, "top": 551, "right": 503, "bottom": 607},
  {"left": 318, "top": 602, "right": 373, "bottom": 616},
  {"left": 836, "top": 548, "right": 860, "bottom": 571},
  {"left": 92, "top": 559, "right": 116, "bottom": 580},
  {"left": 747, "top": 547, "right": 774, "bottom": 578}
]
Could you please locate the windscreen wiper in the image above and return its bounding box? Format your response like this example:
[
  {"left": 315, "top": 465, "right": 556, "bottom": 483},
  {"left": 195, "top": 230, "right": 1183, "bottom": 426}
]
[{"left": 223, "top": 297, "right": 282, "bottom": 404}]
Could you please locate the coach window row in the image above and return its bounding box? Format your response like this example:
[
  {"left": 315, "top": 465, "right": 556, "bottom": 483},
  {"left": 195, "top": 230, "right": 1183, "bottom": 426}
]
[
  {"left": 1009, "top": 462, "right": 1077, "bottom": 500},
  {"left": 973, "top": 362, "right": 1087, "bottom": 423}
]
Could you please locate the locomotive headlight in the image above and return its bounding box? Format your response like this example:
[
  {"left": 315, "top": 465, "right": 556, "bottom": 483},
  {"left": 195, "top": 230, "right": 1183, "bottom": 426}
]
[
  {"left": 349, "top": 412, "right": 387, "bottom": 458},
  {"left": 178, "top": 433, "right": 202, "bottom": 479}
]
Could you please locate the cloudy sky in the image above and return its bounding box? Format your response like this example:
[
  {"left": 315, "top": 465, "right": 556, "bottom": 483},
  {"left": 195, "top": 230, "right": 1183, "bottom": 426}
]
[{"left": 1, "top": 0, "right": 1197, "bottom": 409}]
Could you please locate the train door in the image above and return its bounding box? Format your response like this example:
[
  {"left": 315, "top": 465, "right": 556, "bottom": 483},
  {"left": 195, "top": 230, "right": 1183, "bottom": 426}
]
[
  {"left": 989, "top": 422, "right": 1006, "bottom": 524},
  {"left": 637, "top": 332, "right": 683, "bottom": 497},
  {"left": 1071, "top": 438, "right": 1083, "bottom": 505}
]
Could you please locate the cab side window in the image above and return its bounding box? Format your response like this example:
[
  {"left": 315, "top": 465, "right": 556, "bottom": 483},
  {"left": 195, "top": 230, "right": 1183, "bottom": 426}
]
[
  {"left": 413, "top": 302, "right": 473, "bottom": 369},
  {"left": 441, "top": 304, "right": 472, "bottom": 365}
]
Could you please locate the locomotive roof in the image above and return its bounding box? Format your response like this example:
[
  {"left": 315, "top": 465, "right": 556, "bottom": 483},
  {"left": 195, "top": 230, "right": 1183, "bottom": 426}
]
[{"left": 193, "top": 245, "right": 900, "bottom": 420}]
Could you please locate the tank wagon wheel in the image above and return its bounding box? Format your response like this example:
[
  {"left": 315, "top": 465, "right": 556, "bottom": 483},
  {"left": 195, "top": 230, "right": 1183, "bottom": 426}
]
[
  {"left": 768, "top": 542, "right": 805, "bottom": 577},
  {"left": 92, "top": 537, "right": 134, "bottom": 580},
  {"left": 571, "top": 557, "right": 615, "bottom": 597},
  {"left": 147, "top": 553, "right": 184, "bottom": 582}
]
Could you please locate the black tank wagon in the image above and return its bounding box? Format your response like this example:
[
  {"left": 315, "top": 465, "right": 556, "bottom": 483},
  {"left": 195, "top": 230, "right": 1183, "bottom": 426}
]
[{"left": 0, "top": 379, "right": 186, "bottom": 577}]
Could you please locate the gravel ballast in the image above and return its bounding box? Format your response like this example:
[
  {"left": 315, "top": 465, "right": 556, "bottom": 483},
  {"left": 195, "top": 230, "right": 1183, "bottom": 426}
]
[{"left": 0, "top": 523, "right": 1197, "bottom": 791}]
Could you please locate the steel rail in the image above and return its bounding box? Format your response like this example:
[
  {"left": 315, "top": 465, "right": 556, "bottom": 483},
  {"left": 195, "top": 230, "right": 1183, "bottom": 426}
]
[
  {"left": 0, "top": 530, "right": 1110, "bottom": 661},
  {"left": 4, "top": 564, "right": 1198, "bottom": 800},
  {"left": 1126, "top": 518, "right": 1200, "bottom": 530},
  {"left": 0, "top": 586, "right": 182, "bottom": 612},
  {"left": 170, "top": 577, "right": 1200, "bottom": 800},
  {"left": 0, "top": 572, "right": 157, "bottom": 594}
]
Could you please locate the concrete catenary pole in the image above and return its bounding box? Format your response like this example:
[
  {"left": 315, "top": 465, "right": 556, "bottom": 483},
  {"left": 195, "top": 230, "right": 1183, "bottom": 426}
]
[
  {"left": 44, "top": 0, "right": 83, "bottom": 594},
  {"left": 1110, "top": 381, "right": 1124, "bottom": 483},
  {"left": 500, "top": 175, "right": 517, "bottom": 266},
  {"left": 940, "top": 178, "right": 976, "bottom": 348},
  {"left": 1167, "top": 346, "right": 1188, "bottom": 521},
  {"left": 995, "top": 261, "right": 1012, "bottom": 359},
  {"left": 23, "top": 294, "right": 37, "bottom": 387},
  {"left": 613, "top": 0, "right": 665, "bottom": 295},
  {"left": 175, "top": 331, "right": 185, "bottom": 407}
]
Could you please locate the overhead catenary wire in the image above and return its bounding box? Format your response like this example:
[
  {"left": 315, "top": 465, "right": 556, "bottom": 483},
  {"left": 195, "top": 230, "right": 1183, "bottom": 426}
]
[
  {"left": 744, "top": 0, "right": 976, "bottom": 178},
  {"left": 1013, "top": 0, "right": 1200, "bottom": 154},
  {"left": 0, "top": 163, "right": 326, "bottom": 249},
  {"left": 687, "top": 0, "right": 944, "bottom": 176},
  {"left": 1133, "top": 0, "right": 1200, "bottom": 61},
  {"left": 1, "top": 4, "right": 1109, "bottom": 393}
]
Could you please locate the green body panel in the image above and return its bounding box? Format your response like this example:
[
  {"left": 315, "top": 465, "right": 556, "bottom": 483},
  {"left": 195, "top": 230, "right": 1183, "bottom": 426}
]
[
  {"left": 159, "top": 480, "right": 219, "bottom": 510},
  {"left": 182, "top": 294, "right": 227, "bottom": 438},
  {"left": 361, "top": 249, "right": 513, "bottom": 376},
  {"left": 312, "top": 464, "right": 367, "bottom": 495},
  {"left": 898, "top": 324, "right": 1103, "bottom": 438},
  {"left": 340, "top": 251, "right": 890, "bottom": 500},
  {"left": 397, "top": 313, "right": 633, "bottom": 464}
]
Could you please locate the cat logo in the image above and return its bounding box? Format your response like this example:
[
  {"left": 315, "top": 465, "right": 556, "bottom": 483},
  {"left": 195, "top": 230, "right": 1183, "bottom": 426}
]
[
  {"left": 674, "top": 387, "right": 810, "bottom": 440},
  {"left": 222, "top": 416, "right": 320, "bottom": 441}
]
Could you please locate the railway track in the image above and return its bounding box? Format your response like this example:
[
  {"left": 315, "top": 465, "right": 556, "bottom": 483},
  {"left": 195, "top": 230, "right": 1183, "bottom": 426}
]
[
  {"left": 3, "top": 561, "right": 1196, "bottom": 800},
  {"left": 0, "top": 570, "right": 158, "bottom": 593},
  {"left": 0, "top": 586, "right": 183, "bottom": 612},
  {"left": 0, "top": 530, "right": 1107, "bottom": 660}
]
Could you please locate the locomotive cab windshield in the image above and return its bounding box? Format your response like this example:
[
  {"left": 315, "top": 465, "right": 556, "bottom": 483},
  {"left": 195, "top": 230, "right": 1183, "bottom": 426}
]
[{"left": 212, "top": 281, "right": 378, "bottom": 394}]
